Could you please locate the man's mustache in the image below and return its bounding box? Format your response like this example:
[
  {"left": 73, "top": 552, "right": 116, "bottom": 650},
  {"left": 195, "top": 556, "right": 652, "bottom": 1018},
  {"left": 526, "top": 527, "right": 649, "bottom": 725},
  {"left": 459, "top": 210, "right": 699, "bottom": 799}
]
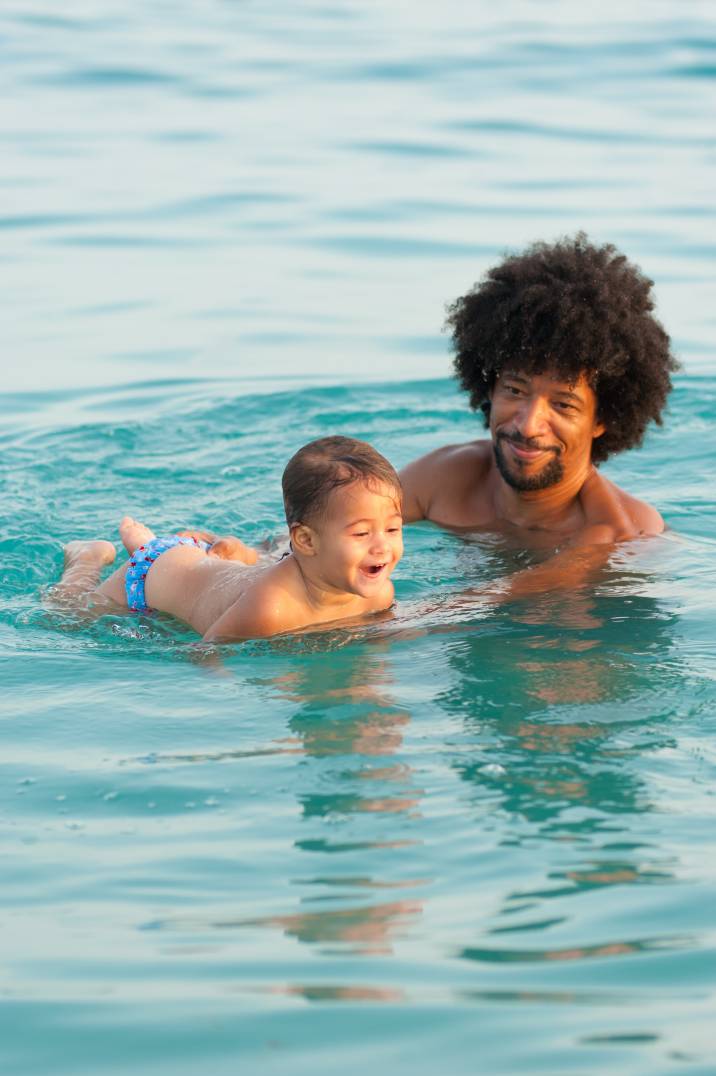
[{"left": 497, "top": 431, "right": 561, "bottom": 455}]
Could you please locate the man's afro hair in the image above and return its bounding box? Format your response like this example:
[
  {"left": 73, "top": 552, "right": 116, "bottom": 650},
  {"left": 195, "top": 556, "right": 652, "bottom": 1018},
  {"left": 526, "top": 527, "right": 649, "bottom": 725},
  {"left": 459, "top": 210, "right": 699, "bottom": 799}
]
[{"left": 446, "top": 233, "right": 678, "bottom": 463}]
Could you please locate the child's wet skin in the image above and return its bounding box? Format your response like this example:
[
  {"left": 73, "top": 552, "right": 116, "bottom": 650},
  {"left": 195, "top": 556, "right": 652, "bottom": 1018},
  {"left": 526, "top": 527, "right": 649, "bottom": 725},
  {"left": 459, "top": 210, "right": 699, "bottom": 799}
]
[
  {"left": 53, "top": 437, "right": 404, "bottom": 642},
  {"left": 119, "top": 516, "right": 155, "bottom": 555}
]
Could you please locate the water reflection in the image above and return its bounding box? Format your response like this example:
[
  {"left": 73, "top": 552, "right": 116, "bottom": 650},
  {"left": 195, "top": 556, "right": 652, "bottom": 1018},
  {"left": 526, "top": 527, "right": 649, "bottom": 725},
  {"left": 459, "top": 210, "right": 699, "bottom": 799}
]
[
  {"left": 130, "top": 566, "right": 692, "bottom": 988},
  {"left": 270, "top": 982, "right": 405, "bottom": 1003},
  {"left": 425, "top": 581, "right": 687, "bottom": 968},
  {"left": 460, "top": 934, "right": 687, "bottom": 965},
  {"left": 244, "top": 643, "right": 428, "bottom": 954},
  {"left": 262, "top": 643, "right": 423, "bottom": 808},
  {"left": 244, "top": 898, "right": 422, "bottom": 956},
  {"left": 438, "top": 588, "right": 681, "bottom": 827},
  {"left": 270, "top": 646, "right": 412, "bottom": 759}
]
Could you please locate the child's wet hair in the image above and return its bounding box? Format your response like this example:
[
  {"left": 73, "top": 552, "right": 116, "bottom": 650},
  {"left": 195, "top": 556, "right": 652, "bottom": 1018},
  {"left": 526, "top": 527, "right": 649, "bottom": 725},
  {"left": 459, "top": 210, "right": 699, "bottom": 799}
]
[{"left": 282, "top": 436, "right": 402, "bottom": 527}]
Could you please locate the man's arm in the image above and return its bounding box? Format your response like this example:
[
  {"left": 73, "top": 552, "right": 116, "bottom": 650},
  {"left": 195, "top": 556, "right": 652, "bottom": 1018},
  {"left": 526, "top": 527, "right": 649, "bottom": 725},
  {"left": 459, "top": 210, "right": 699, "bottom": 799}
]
[
  {"left": 409, "top": 524, "right": 620, "bottom": 633},
  {"left": 177, "top": 528, "right": 259, "bottom": 564},
  {"left": 467, "top": 467, "right": 664, "bottom": 606},
  {"left": 482, "top": 523, "right": 619, "bottom": 603},
  {"left": 419, "top": 466, "right": 662, "bottom": 615},
  {"left": 446, "top": 499, "right": 662, "bottom": 614}
]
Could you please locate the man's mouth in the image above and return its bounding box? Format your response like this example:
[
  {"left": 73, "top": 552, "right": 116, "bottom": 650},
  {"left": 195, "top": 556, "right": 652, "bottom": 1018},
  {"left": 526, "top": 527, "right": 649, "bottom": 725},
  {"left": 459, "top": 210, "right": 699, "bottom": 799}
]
[
  {"left": 499, "top": 434, "right": 560, "bottom": 463},
  {"left": 509, "top": 443, "right": 550, "bottom": 462},
  {"left": 493, "top": 432, "right": 565, "bottom": 492}
]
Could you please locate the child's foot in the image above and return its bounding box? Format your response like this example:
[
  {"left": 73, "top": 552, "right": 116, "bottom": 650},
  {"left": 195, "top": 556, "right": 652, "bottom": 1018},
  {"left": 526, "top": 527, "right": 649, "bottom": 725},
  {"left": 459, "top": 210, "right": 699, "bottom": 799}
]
[
  {"left": 49, "top": 539, "right": 117, "bottom": 607},
  {"left": 119, "top": 516, "right": 156, "bottom": 555},
  {"left": 63, "top": 539, "right": 117, "bottom": 572}
]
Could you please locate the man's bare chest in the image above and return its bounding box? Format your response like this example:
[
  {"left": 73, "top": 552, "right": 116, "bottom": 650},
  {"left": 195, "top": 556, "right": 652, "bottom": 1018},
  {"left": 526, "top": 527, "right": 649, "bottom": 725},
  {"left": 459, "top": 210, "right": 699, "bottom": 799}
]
[{"left": 427, "top": 491, "right": 584, "bottom": 551}]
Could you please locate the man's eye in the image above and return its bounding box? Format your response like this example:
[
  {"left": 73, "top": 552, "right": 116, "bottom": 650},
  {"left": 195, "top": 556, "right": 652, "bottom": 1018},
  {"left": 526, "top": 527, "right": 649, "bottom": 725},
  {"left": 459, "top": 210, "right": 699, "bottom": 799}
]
[{"left": 554, "top": 401, "right": 575, "bottom": 412}]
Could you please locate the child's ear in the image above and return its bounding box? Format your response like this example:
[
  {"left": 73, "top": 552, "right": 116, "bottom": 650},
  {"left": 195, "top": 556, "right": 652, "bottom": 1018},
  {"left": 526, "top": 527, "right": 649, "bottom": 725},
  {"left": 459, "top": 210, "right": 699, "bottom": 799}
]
[{"left": 290, "top": 523, "right": 317, "bottom": 557}]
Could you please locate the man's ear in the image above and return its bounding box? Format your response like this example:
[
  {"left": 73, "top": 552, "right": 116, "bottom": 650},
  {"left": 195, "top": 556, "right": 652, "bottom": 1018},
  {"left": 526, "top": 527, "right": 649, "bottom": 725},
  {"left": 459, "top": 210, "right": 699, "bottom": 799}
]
[
  {"left": 290, "top": 523, "right": 318, "bottom": 557},
  {"left": 593, "top": 418, "right": 606, "bottom": 439}
]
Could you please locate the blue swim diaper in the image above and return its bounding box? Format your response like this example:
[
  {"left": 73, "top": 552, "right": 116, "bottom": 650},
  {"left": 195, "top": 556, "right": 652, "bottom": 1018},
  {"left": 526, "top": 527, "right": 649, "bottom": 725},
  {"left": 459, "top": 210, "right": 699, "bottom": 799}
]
[{"left": 125, "top": 534, "right": 209, "bottom": 612}]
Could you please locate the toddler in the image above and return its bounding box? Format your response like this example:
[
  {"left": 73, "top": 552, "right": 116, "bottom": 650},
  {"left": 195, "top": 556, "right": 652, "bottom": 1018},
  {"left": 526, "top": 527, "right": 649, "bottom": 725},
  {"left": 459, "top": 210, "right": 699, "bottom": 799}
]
[{"left": 54, "top": 436, "right": 403, "bottom": 642}]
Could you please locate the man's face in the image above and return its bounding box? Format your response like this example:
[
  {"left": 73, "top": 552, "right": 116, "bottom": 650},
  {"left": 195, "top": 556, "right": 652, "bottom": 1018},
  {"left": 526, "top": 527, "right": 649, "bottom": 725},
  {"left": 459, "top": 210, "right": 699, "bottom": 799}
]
[{"left": 489, "top": 370, "right": 605, "bottom": 492}]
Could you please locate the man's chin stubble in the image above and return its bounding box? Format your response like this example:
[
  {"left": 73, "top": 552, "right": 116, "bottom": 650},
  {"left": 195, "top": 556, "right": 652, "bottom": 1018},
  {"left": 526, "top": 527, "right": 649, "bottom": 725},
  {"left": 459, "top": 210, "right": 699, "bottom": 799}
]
[{"left": 493, "top": 440, "right": 564, "bottom": 492}]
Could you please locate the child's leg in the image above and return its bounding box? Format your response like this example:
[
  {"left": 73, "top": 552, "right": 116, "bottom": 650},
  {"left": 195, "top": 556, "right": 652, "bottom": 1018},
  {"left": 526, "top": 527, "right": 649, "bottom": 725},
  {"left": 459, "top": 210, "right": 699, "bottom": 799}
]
[
  {"left": 124, "top": 517, "right": 258, "bottom": 566},
  {"left": 114, "top": 516, "right": 220, "bottom": 629},
  {"left": 91, "top": 517, "right": 213, "bottom": 617},
  {"left": 53, "top": 517, "right": 245, "bottom": 632},
  {"left": 90, "top": 517, "right": 158, "bottom": 607},
  {"left": 117, "top": 516, "right": 156, "bottom": 556},
  {"left": 49, "top": 540, "right": 117, "bottom": 609}
]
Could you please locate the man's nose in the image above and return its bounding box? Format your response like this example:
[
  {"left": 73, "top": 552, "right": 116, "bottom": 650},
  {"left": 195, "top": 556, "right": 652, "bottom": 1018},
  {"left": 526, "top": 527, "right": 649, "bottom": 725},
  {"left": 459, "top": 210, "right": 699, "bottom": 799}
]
[{"left": 514, "top": 395, "right": 550, "bottom": 438}]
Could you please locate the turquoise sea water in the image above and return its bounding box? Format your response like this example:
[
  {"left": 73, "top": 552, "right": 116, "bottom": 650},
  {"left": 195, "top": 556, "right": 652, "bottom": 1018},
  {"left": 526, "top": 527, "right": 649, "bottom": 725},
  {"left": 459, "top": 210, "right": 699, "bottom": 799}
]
[{"left": 2, "top": 4, "right": 716, "bottom": 1075}]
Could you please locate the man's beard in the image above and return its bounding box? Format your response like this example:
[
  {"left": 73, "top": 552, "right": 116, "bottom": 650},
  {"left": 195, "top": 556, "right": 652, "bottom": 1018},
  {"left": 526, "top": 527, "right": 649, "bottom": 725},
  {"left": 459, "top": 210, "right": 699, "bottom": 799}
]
[{"left": 493, "top": 432, "right": 564, "bottom": 492}]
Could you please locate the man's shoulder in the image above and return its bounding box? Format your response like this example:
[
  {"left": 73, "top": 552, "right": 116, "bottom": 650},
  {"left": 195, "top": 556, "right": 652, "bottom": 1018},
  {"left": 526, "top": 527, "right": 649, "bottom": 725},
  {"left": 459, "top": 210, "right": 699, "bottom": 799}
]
[
  {"left": 399, "top": 440, "right": 492, "bottom": 523},
  {"left": 581, "top": 470, "right": 664, "bottom": 538},
  {"left": 398, "top": 441, "right": 495, "bottom": 525},
  {"left": 437, "top": 439, "right": 492, "bottom": 463},
  {"left": 615, "top": 485, "right": 665, "bottom": 536},
  {"left": 402, "top": 439, "right": 492, "bottom": 482}
]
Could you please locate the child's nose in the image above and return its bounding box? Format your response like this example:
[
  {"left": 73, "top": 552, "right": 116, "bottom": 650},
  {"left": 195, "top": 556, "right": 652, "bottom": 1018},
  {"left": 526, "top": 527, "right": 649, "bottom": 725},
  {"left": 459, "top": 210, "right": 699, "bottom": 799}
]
[{"left": 371, "top": 533, "right": 390, "bottom": 555}]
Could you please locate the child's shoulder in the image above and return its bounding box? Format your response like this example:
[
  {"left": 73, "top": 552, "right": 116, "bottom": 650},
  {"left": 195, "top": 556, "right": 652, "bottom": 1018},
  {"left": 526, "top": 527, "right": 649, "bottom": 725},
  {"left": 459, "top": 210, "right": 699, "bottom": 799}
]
[{"left": 202, "top": 560, "right": 305, "bottom": 642}]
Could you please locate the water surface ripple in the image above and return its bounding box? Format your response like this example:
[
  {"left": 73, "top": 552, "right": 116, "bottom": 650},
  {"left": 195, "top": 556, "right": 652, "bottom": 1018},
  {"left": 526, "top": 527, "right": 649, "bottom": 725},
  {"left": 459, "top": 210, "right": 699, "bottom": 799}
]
[
  {"left": 2, "top": 2, "right": 716, "bottom": 1073},
  {"left": 2, "top": 376, "right": 716, "bottom": 1075},
  {"left": 1, "top": 1, "right": 715, "bottom": 392}
]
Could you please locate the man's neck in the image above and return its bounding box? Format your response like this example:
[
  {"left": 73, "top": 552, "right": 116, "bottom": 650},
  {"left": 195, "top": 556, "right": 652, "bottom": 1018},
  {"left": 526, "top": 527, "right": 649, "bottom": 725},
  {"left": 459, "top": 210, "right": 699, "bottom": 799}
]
[{"left": 489, "top": 459, "right": 592, "bottom": 533}]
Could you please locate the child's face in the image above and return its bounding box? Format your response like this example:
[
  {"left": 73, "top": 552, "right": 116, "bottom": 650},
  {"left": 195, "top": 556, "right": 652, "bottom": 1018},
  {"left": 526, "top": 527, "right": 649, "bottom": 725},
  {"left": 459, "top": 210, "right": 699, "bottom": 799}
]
[{"left": 311, "top": 480, "right": 403, "bottom": 598}]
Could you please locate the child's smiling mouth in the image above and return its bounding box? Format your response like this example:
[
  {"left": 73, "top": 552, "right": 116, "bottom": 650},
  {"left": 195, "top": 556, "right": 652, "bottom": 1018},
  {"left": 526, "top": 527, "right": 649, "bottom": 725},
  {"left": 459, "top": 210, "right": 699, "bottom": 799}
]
[{"left": 361, "top": 562, "right": 387, "bottom": 578}]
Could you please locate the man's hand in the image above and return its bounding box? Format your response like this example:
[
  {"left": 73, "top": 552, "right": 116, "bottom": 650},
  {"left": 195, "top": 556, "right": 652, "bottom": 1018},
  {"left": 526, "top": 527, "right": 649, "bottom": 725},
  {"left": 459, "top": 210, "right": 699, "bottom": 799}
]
[
  {"left": 207, "top": 535, "right": 259, "bottom": 565},
  {"left": 176, "top": 529, "right": 259, "bottom": 565},
  {"left": 176, "top": 527, "right": 216, "bottom": 545}
]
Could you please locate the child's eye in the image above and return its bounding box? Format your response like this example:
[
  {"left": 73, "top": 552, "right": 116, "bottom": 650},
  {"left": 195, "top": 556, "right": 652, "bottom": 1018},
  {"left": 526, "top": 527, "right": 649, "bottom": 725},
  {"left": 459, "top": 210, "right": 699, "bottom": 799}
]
[{"left": 352, "top": 531, "right": 369, "bottom": 538}]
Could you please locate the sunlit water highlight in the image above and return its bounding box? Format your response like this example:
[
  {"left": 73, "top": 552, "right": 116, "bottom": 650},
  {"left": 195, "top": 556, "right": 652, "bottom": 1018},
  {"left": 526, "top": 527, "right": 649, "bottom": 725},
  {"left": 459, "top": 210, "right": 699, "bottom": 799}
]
[{"left": 2, "top": 2, "right": 716, "bottom": 1074}]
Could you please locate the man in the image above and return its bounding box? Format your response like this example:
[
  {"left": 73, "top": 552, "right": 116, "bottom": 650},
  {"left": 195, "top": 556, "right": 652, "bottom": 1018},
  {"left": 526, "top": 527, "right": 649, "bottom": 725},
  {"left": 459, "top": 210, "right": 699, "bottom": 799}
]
[{"left": 400, "top": 234, "right": 678, "bottom": 598}]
